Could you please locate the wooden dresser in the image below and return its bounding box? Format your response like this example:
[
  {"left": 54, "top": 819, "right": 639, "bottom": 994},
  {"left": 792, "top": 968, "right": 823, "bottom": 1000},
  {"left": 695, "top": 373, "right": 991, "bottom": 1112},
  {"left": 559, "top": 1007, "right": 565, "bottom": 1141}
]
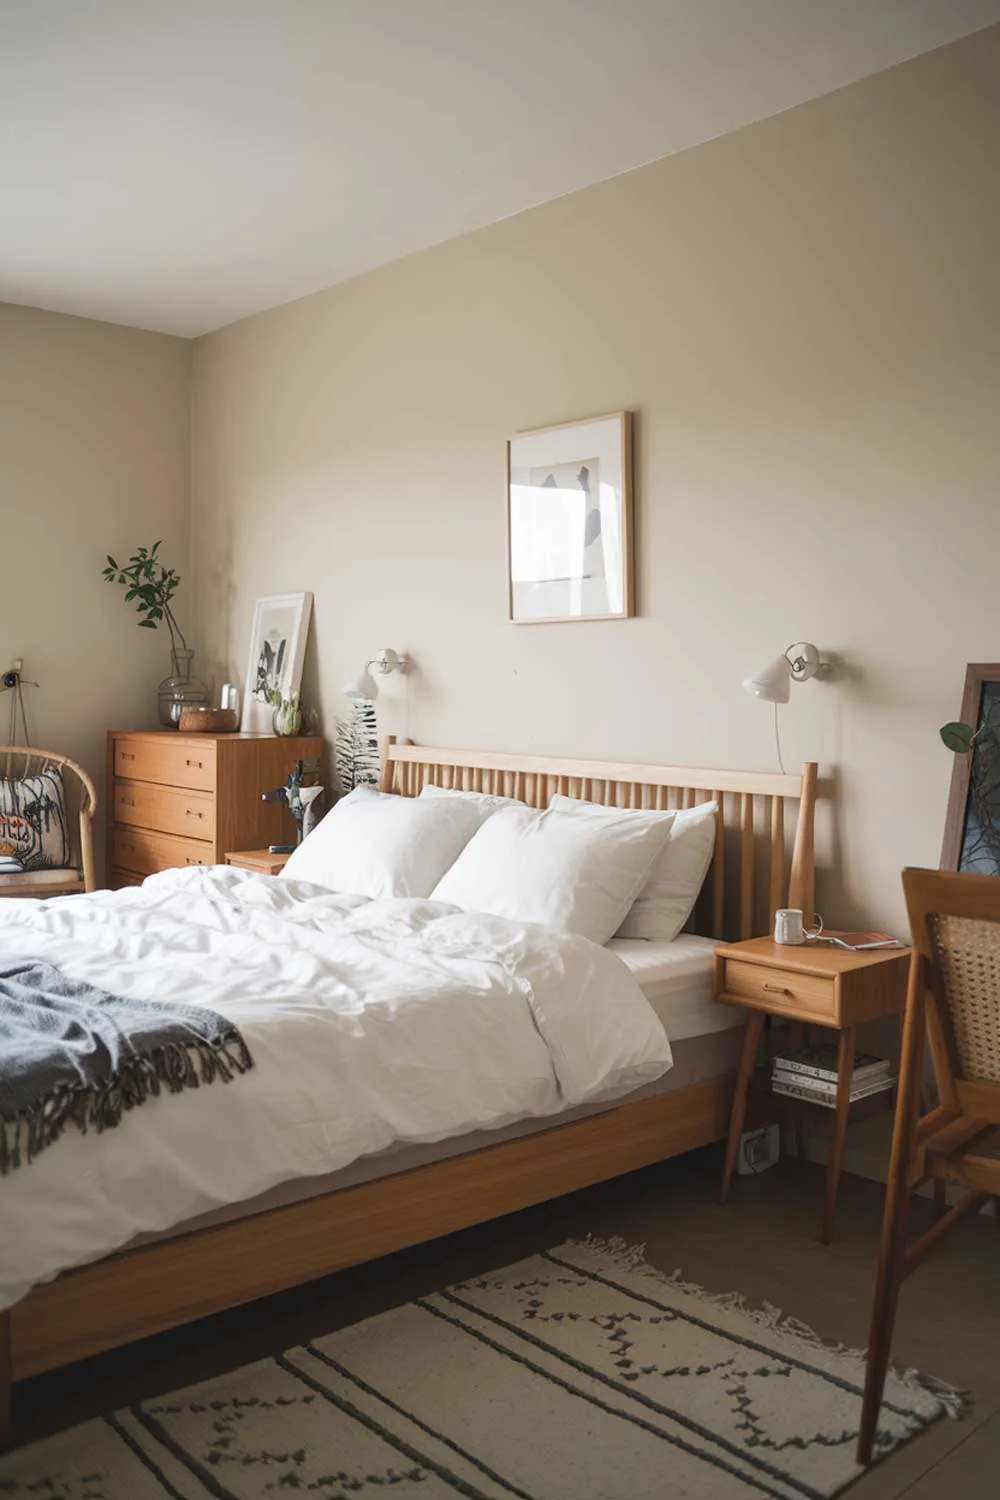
[{"left": 107, "top": 730, "right": 323, "bottom": 889}]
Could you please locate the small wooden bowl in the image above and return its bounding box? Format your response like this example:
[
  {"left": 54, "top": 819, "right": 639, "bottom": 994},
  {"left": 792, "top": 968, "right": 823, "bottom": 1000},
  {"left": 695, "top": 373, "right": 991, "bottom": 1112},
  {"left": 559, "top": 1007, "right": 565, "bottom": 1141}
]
[{"left": 178, "top": 707, "right": 239, "bottom": 733}]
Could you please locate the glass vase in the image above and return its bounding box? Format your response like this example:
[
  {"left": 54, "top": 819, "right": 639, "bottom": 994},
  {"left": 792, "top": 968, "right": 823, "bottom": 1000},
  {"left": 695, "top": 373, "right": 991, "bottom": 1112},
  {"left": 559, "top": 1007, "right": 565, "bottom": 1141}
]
[
  {"left": 158, "top": 647, "right": 209, "bottom": 729},
  {"left": 272, "top": 694, "right": 302, "bottom": 737}
]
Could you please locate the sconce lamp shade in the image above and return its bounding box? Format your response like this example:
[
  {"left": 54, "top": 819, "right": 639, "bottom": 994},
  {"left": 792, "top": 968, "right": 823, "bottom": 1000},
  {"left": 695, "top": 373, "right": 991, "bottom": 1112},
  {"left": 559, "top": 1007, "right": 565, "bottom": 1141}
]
[
  {"left": 742, "top": 655, "right": 792, "bottom": 704},
  {"left": 342, "top": 649, "right": 407, "bottom": 701},
  {"left": 343, "top": 666, "right": 380, "bottom": 700}
]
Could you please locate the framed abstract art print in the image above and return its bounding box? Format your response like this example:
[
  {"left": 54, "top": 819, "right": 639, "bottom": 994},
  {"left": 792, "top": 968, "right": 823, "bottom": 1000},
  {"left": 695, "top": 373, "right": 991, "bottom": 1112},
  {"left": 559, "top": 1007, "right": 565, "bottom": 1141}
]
[
  {"left": 241, "top": 592, "right": 313, "bottom": 733},
  {"left": 507, "top": 411, "right": 634, "bottom": 623}
]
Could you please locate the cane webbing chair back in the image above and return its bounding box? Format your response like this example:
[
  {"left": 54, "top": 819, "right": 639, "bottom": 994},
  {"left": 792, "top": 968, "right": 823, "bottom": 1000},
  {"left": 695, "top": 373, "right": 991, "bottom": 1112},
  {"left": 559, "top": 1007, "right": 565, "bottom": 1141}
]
[
  {"left": 0, "top": 746, "right": 97, "bottom": 897},
  {"left": 928, "top": 911, "right": 1000, "bottom": 1089}
]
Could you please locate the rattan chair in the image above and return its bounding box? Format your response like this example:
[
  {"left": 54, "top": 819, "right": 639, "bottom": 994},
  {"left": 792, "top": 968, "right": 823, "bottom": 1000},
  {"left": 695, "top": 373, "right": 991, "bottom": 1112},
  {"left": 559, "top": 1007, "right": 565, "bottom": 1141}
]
[
  {"left": 857, "top": 866, "right": 1000, "bottom": 1463},
  {"left": 0, "top": 746, "right": 97, "bottom": 898}
]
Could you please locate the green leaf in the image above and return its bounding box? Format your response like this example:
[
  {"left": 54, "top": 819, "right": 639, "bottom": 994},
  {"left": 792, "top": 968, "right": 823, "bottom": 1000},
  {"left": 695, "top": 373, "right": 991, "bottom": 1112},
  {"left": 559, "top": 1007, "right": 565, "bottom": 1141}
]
[
  {"left": 138, "top": 618, "right": 157, "bottom": 628},
  {"left": 940, "top": 722, "right": 975, "bottom": 754},
  {"left": 106, "top": 555, "right": 117, "bottom": 569}
]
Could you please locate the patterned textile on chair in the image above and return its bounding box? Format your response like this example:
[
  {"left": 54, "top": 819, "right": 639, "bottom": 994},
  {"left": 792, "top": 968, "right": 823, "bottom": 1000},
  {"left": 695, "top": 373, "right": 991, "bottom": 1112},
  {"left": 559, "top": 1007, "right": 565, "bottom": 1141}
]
[{"left": 0, "top": 768, "right": 70, "bottom": 876}]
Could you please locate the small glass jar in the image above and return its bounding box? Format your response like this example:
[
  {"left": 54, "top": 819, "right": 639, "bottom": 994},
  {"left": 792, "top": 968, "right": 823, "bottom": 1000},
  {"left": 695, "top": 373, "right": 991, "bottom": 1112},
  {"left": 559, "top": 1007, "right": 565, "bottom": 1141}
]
[
  {"left": 158, "top": 648, "right": 209, "bottom": 729},
  {"left": 272, "top": 694, "right": 302, "bottom": 737}
]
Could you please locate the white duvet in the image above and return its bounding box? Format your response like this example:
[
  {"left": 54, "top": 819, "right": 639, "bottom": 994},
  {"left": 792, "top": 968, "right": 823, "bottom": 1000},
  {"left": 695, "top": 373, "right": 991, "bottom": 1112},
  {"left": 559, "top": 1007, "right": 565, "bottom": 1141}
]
[{"left": 0, "top": 865, "right": 672, "bottom": 1310}]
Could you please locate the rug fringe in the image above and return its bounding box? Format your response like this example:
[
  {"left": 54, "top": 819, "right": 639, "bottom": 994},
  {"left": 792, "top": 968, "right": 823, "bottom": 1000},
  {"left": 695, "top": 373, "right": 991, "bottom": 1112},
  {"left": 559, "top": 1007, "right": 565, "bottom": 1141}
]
[{"left": 563, "top": 1235, "right": 972, "bottom": 1422}]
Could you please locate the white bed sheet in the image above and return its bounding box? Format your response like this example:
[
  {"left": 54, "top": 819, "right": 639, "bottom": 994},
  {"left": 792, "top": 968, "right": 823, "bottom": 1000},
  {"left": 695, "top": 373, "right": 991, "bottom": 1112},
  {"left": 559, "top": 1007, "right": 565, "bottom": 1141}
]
[{"left": 609, "top": 933, "right": 744, "bottom": 1041}]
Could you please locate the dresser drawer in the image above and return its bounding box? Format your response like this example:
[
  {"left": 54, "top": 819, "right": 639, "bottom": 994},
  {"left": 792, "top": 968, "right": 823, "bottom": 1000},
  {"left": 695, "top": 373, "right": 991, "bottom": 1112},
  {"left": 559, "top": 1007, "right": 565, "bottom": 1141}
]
[
  {"left": 113, "top": 780, "right": 216, "bottom": 842},
  {"left": 109, "top": 869, "right": 146, "bottom": 890},
  {"left": 112, "top": 735, "right": 216, "bottom": 793},
  {"left": 112, "top": 826, "right": 215, "bottom": 877},
  {"left": 721, "top": 959, "right": 836, "bottom": 1020}
]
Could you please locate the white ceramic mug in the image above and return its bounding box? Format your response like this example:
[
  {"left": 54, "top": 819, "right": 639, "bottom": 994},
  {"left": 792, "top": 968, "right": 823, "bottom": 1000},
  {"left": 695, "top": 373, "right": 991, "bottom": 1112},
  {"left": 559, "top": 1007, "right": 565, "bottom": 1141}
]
[{"left": 774, "top": 908, "right": 823, "bottom": 945}]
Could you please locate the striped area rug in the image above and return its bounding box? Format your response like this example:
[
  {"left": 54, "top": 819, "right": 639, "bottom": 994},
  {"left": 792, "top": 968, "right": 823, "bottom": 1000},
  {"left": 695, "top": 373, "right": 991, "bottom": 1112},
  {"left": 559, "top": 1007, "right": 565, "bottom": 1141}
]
[{"left": 0, "top": 1239, "right": 963, "bottom": 1498}]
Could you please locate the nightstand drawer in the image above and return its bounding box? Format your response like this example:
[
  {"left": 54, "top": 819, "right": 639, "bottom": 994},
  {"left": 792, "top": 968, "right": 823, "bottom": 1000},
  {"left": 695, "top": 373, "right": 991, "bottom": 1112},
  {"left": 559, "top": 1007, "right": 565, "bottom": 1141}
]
[
  {"left": 113, "top": 780, "right": 217, "bottom": 841},
  {"left": 113, "top": 826, "right": 215, "bottom": 876},
  {"left": 112, "top": 734, "right": 216, "bottom": 792},
  {"left": 722, "top": 959, "right": 836, "bottom": 1020}
]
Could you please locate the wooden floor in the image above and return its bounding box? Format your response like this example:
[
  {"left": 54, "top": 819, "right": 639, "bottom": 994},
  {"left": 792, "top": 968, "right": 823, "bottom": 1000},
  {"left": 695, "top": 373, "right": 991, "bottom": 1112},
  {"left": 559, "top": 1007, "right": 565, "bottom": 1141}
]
[{"left": 14, "top": 1147, "right": 1000, "bottom": 1496}]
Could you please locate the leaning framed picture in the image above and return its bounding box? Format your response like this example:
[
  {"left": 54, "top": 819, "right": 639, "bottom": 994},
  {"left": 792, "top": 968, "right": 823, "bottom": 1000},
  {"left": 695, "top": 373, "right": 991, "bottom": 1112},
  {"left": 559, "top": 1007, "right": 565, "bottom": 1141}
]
[
  {"left": 507, "top": 411, "right": 634, "bottom": 623},
  {"left": 941, "top": 662, "right": 1000, "bottom": 874},
  {"left": 240, "top": 592, "right": 313, "bottom": 733}
]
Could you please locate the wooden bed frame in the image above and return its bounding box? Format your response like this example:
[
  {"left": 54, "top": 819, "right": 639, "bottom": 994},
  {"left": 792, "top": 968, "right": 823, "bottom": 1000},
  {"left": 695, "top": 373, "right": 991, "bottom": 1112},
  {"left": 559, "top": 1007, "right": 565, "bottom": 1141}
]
[{"left": 0, "top": 742, "right": 819, "bottom": 1443}]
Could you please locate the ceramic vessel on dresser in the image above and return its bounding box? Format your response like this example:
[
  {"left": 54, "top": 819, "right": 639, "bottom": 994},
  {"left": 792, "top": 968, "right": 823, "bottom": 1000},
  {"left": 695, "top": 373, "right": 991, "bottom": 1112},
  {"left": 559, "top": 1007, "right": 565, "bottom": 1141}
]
[{"left": 106, "top": 730, "right": 323, "bottom": 887}]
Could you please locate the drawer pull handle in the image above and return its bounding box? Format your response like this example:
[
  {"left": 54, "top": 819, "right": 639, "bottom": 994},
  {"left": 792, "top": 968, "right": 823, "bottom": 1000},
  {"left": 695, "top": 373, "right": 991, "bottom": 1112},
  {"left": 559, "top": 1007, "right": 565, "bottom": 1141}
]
[
  {"left": 120, "top": 797, "right": 135, "bottom": 808},
  {"left": 185, "top": 758, "right": 203, "bottom": 769},
  {"left": 762, "top": 982, "right": 791, "bottom": 995},
  {"left": 119, "top": 752, "right": 135, "bottom": 762},
  {"left": 185, "top": 809, "right": 203, "bottom": 819}
]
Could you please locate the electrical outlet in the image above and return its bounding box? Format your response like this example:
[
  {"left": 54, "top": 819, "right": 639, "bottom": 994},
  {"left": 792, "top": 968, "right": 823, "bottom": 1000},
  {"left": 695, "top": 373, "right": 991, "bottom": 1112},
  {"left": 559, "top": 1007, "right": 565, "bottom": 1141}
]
[{"left": 735, "top": 1124, "right": 780, "bottom": 1176}]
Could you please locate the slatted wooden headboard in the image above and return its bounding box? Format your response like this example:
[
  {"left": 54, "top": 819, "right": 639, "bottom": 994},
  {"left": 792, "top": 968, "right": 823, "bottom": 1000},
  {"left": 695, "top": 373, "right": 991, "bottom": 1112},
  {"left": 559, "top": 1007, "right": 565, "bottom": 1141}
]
[{"left": 381, "top": 740, "right": 818, "bottom": 942}]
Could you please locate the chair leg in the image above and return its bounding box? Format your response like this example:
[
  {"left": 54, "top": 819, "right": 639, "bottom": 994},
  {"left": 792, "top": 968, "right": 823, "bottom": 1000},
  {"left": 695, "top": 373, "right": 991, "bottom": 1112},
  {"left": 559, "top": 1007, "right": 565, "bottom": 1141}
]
[
  {"left": 857, "top": 954, "right": 926, "bottom": 1466},
  {"left": 857, "top": 1180, "right": 912, "bottom": 1464},
  {"left": 0, "top": 1310, "right": 10, "bottom": 1452}
]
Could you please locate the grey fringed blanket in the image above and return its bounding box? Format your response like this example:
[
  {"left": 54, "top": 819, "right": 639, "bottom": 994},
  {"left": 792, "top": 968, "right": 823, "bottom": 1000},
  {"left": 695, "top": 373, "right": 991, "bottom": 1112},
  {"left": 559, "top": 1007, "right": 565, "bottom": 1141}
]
[{"left": 0, "top": 958, "right": 253, "bottom": 1173}]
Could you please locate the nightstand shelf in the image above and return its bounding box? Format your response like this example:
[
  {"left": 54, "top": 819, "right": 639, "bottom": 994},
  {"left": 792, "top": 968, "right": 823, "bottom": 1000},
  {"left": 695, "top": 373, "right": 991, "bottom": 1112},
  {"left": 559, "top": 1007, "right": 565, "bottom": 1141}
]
[
  {"left": 717, "top": 936, "right": 909, "bottom": 1241},
  {"left": 743, "top": 1066, "right": 896, "bottom": 1160}
]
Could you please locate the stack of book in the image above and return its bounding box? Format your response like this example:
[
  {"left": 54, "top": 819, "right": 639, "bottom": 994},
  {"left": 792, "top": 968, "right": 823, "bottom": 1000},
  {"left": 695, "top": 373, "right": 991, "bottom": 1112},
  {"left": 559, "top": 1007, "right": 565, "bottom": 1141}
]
[{"left": 771, "top": 1045, "right": 893, "bottom": 1108}]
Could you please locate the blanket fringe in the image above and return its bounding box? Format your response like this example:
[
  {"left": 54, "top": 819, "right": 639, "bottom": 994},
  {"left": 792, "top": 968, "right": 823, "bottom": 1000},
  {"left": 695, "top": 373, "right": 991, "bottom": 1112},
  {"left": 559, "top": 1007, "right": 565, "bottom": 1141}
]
[
  {"left": 563, "top": 1234, "right": 972, "bottom": 1423},
  {"left": 0, "top": 1033, "right": 253, "bottom": 1174}
]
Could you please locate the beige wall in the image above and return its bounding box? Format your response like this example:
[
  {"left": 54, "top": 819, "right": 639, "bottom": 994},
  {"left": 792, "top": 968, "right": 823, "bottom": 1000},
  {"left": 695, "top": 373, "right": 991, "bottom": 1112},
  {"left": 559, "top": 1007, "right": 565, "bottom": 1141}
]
[
  {"left": 0, "top": 302, "right": 191, "bottom": 870},
  {"left": 192, "top": 26, "right": 1000, "bottom": 939}
]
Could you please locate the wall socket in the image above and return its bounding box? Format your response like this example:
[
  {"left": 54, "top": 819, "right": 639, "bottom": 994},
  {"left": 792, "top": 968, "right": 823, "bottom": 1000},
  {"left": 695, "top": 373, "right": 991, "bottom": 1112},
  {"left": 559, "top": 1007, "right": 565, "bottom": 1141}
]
[{"left": 735, "top": 1124, "right": 780, "bottom": 1176}]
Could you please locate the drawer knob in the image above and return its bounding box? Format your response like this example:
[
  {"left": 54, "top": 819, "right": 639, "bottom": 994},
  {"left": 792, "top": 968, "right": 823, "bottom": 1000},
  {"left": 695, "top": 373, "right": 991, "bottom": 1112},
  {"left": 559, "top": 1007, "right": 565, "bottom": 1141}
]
[{"left": 763, "top": 982, "right": 792, "bottom": 995}]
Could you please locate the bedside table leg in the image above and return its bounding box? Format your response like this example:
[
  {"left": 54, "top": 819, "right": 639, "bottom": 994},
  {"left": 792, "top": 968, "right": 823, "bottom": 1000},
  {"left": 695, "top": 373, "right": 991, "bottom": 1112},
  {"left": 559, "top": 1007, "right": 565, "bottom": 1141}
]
[
  {"left": 721, "top": 1011, "right": 765, "bottom": 1204},
  {"left": 821, "top": 1026, "right": 855, "bottom": 1243}
]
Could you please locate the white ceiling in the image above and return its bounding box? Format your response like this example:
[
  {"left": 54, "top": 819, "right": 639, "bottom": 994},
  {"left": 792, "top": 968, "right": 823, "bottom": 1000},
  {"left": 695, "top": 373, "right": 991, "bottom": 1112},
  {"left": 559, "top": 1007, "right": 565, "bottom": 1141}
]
[{"left": 2, "top": 0, "right": 998, "bottom": 338}]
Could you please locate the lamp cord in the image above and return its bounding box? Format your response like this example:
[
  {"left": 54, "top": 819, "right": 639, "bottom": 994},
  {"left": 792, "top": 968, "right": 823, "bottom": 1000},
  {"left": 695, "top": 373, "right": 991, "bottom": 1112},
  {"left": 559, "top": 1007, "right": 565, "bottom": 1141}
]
[
  {"left": 773, "top": 701, "right": 786, "bottom": 775},
  {"left": 4, "top": 677, "right": 31, "bottom": 751}
]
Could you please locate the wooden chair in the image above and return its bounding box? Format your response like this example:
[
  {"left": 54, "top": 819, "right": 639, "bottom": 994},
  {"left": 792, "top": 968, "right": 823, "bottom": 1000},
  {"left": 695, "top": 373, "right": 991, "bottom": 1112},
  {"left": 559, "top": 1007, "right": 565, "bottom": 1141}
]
[
  {"left": 0, "top": 746, "right": 97, "bottom": 898},
  {"left": 857, "top": 866, "right": 1000, "bottom": 1463}
]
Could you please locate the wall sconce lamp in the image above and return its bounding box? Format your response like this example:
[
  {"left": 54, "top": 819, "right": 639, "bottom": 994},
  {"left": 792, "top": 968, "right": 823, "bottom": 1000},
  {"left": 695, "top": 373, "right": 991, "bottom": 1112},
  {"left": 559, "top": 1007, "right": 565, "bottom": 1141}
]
[
  {"left": 742, "top": 642, "right": 829, "bottom": 704},
  {"left": 342, "top": 649, "right": 410, "bottom": 701}
]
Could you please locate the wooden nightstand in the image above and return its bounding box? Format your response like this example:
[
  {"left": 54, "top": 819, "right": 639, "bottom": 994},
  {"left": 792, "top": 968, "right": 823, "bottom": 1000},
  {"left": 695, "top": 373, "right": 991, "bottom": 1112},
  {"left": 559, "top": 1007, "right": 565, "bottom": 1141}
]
[
  {"left": 716, "top": 936, "right": 910, "bottom": 1242},
  {"left": 225, "top": 849, "right": 292, "bottom": 876}
]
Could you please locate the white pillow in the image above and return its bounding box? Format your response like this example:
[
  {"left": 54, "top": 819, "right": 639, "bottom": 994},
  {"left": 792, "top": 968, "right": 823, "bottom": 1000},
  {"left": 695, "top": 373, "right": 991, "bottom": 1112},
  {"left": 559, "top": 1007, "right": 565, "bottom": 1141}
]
[
  {"left": 280, "top": 786, "right": 483, "bottom": 899},
  {"left": 430, "top": 802, "right": 674, "bottom": 943},
  {"left": 419, "top": 782, "right": 522, "bottom": 826},
  {"left": 550, "top": 793, "right": 717, "bottom": 941}
]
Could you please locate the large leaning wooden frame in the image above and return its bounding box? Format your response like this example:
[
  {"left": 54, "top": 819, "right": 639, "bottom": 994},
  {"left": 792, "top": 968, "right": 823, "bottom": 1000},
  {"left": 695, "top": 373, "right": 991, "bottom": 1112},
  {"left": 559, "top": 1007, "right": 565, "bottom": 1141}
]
[{"left": 0, "top": 741, "right": 819, "bottom": 1443}]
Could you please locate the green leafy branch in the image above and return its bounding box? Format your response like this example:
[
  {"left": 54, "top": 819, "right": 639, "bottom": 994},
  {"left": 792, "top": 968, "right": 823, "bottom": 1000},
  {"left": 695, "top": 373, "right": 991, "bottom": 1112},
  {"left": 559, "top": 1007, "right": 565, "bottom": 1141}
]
[
  {"left": 940, "top": 721, "right": 977, "bottom": 754},
  {"left": 941, "top": 718, "right": 1000, "bottom": 806},
  {"left": 102, "top": 541, "right": 187, "bottom": 654}
]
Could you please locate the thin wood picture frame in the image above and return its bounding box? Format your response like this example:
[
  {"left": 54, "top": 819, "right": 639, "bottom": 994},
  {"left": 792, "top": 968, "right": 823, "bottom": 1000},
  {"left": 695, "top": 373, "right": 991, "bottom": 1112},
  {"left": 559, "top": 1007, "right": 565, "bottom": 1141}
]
[
  {"left": 941, "top": 662, "right": 1000, "bottom": 873},
  {"left": 506, "top": 410, "right": 634, "bottom": 624},
  {"left": 240, "top": 592, "right": 313, "bottom": 733}
]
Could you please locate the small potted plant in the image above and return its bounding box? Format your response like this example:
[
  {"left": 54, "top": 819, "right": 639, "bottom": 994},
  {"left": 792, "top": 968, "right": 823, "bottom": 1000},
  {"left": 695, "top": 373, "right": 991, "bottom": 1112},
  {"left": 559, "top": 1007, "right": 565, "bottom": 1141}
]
[{"left": 103, "top": 542, "right": 208, "bottom": 728}]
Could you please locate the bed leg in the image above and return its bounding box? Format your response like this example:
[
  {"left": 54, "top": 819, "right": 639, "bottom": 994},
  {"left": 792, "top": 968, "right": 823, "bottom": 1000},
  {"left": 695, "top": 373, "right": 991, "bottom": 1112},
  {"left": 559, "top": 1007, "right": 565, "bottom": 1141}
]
[{"left": 0, "top": 1311, "right": 10, "bottom": 1451}]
